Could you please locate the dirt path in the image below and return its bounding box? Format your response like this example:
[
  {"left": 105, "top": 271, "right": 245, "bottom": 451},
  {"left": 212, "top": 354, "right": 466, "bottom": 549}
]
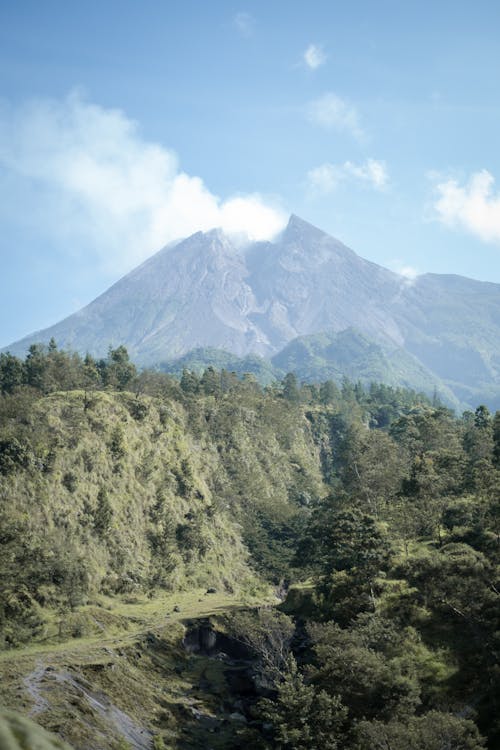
[{"left": 23, "top": 661, "right": 50, "bottom": 716}]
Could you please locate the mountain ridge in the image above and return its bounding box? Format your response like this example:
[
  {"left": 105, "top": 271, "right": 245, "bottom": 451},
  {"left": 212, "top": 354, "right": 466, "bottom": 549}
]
[{"left": 4, "top": 215, "right": 500, "bottom": 408}]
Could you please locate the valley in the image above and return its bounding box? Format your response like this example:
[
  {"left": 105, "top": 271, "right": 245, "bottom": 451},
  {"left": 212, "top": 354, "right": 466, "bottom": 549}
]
[{"left": 0, "top": 345, "right": 498, "bottom": 748}]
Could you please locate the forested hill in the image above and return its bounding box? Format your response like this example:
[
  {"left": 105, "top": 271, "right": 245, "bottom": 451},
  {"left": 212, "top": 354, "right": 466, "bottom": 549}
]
[{"left": 0, "top": 343, "right": 499, "bottom": 749}]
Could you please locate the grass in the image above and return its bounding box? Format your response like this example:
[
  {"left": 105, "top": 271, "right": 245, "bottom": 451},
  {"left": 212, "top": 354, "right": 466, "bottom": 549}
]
[{"left": 0, "top": 586, "right": 276, "bottom": 662}]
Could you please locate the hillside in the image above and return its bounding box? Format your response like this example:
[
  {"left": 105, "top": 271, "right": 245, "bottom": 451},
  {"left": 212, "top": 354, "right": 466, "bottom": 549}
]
[
  {"left": 0, "top": 349, "right": 328, "bottom": 649},
  {"left": 271, "top": 328, "right": 458, "bottom": 403},
  {"left": 162, "top": 331, "right": 460, "bottom": 407},
  {"left": 159, "top": 347, "right": 279, "bottom": 386}
]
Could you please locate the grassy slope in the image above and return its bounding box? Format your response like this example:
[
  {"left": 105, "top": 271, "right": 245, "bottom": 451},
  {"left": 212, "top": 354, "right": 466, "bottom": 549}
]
[
  {"left": 0, "top": 388, "right": 270, "bottom": 618},
  {"left": 0, "top": 587, "right": 276, "bottom": 750},
  {"left": 0, "top": 386, "right": 325, "bottom": 747}
]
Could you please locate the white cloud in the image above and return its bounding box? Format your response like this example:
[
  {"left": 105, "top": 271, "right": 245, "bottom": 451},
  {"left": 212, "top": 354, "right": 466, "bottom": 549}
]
[
  {"left": 398, "top": 265, "right": 419, "bottom": 280},
  {"left": 345, "top": 159, "right": 388, "bottom": 188},
  {"left": 388, "top": 260, "right": 420, "bottom": 282},
  {"left": 307, "top": 158, "right": 388, "bottom": 193},
  {"left": 0, "top": 93, "right": 286, "bottom": 273},
  {"left": 303, "top": 44, "right": 327, "bottom": 70},
  {"left": 307, "top": 92, "right": 363, "bottom": 139},
  {"left": 433, "top": 170, "right": 500, "bottom": 243},
  {"left": 233, "top": 11, "right": 254, "bottom": 37}
]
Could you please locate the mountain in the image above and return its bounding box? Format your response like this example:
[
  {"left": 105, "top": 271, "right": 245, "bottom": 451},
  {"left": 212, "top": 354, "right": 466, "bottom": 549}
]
[
  {"left": 5, "top": 215, "right": 500, "bottom": 408},
  {"left": 2, "top": 215, "right": 405, "bottom": 361}
]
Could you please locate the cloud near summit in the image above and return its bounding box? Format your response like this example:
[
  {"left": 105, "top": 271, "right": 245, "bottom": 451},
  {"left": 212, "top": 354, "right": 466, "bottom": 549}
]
[{"left": 0, "top": 93, "right": 286, "bottom": 272}]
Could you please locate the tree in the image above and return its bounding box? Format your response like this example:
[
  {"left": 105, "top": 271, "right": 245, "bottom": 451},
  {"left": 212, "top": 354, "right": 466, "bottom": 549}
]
[
  {"left": 474, "top": 405, "right": 491, "bottom": 430},
  {"left": 463, "top": 406, "right": 495, "bottom": 493},
  {"left": 81, "top": 353, "right": 101, "bottom": 407},
  {"left": 298, "top": 501, "right": 392, "bottom": 622},
  {"left": 24, "top": 344, "right": 50, "bottom": 392},
  {"left": 108, "top": 425, "right": 126, "bottom": 462},
  {"left": 259, "top": 657, "right": 347, "bottom": 750},
  {"left": 282, "top": 373, "right": 300, "bottom": 403},
  {"left": 319, "top": 379, "right": 339, "bottom": 405},
  {"left": 403, "top": 543, "right": 498, "bottom": 638},
  {"left": 227, "top": 608, "right": 295, "bottom": 686},
  {"left": 180, "top": 368, "right": 199, "bottom": 394},
  {"left": 308, "top": 621, "right": 420, "bottom": 722},
  {"left": 492, "top": 410, "right": 500, "bottom": 467},
  {"left": 0, "top": 438, "right": 32, "bottom": 475},
  {"left": 354, "top": 712, "right": 486, "bottom": 750},
  {"left": 299, "top": 500, "right": 391, "bottom": 581},
  {"left": 94, "top": 488, "right": 113, "bottom": 536},
  {"left": 200, "top": 366, "right": 220, "bottom": 397},
  {"left": 331, "top": 422, "right": 404, "bottom": 516},
  {"left": 0, "top": 353, "right": 23, "bottom": 394},
  {"left": 102, "top": 346, "right": 136, "bottom": 390}
]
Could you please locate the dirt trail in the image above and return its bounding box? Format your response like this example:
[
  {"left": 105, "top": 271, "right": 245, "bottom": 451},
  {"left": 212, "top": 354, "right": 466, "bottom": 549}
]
[{"left": 23, "top": 661, "right": 50, "bottom": 716}]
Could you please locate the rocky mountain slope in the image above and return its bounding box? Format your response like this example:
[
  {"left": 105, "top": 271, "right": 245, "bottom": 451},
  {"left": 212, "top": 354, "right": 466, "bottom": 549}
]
[{"left": 5, "top": 215, "right": 500, "bottom": 408}]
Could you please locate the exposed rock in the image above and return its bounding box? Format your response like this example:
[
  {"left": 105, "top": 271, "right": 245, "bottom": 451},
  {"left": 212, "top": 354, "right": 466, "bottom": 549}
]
[{"left": 183, "top": 621, "right": 217, "bottom": 655}]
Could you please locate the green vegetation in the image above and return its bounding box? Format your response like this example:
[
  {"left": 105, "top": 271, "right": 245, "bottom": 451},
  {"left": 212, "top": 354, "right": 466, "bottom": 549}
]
[
  {"left": 271, "top": 328, "right": 459, "bottom": 408},
  {"left": 157, "top": 330, "right": 463, "bottom": 409},
  {"left": 0, "top": 342, "right": 498, "bottom": 748},
  {"left": 160, "top": 346, "right": 280, "bottom": 386},
  {"left": 0, "top": 708, "right": 73, "bottom": 749}
]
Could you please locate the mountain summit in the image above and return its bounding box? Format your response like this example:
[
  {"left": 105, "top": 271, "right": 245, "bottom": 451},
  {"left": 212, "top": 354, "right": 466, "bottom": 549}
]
[{"left": 5, "top": 216, "right": 500, "bottom": 407}]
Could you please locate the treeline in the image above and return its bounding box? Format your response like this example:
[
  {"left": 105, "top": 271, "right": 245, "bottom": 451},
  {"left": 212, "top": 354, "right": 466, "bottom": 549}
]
[
  {"left": 0, "top": 340, "right": 430, "bottom": 414},
  {"left": 0, "top": 341, "right": 137, "bottom": 395}
]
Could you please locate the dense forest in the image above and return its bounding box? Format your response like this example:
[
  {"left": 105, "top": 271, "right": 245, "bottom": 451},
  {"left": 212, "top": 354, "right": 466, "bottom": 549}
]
[{"left": 0, "top": 342, "right": 499, "bottom": 749}]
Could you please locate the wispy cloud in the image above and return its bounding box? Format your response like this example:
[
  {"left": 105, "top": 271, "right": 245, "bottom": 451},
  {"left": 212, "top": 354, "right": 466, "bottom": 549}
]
[
  {"left": 303, "top": 44, "right": 327, "bottom": 70},
  {"left": 307, "top": 92, "right": 363, "bottom": 139},
  {"left": 0, "top": 92, "right": 286, "bottom": 273},
  {"left": 307, "top": 159, "right": 388, "bottom": 194},
  {"left": 388, "top": 260, "right": 420, "bottom": 282},
  {"left": 233, "top": 11, "right": 254, "bottom": 37},
  {"left": 433, "top": 170, "right": 500, "bottom": 243}
]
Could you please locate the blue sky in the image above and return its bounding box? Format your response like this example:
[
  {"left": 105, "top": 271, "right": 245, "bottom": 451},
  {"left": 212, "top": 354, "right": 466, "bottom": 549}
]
[{"left": 1, "top": 0, "right": 500, "bottom": 347}]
